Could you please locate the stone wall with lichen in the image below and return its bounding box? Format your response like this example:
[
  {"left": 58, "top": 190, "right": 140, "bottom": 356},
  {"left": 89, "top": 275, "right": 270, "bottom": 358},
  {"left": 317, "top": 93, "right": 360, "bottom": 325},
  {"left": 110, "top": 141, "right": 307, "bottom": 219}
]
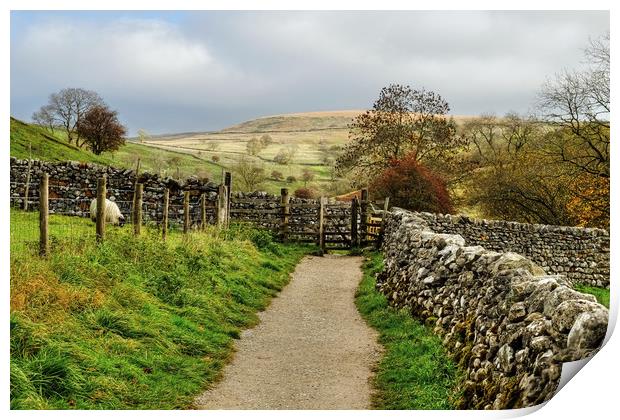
[{"left": 377, "top": 208, "right": 608, "bottom": 409}]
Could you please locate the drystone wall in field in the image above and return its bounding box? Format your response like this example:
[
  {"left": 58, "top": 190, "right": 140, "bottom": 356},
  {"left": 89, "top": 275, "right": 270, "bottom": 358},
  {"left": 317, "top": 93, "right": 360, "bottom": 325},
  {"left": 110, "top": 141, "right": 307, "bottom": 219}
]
[
  {"left": 413, "top": 212, "right": 609, "bottom": 288},
  {"left": 378, "top": 208, "right": 609, "bottom": 409},
  {"left": 10, "top": 158, "right": 219, "bottom": 226}
]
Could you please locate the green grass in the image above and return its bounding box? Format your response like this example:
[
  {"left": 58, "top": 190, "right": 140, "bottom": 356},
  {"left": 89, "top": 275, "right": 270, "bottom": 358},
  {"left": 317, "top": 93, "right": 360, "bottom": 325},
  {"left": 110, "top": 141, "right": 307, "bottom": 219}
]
[
  {"left": 10, "top": 209, "right": 313, "bottom": 409},
  {"left": 355, "top": 253, "right": 462, "bottom": 409},
  {"left": 573, "top": 284, "right": 610, "bottom": 308}
]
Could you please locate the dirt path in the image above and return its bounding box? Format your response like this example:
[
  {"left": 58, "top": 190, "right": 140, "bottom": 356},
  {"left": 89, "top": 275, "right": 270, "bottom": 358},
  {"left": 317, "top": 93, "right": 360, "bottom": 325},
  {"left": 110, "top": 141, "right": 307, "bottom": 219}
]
[{"left": 195, "top": 255, "right": 381, "bottom": 409}]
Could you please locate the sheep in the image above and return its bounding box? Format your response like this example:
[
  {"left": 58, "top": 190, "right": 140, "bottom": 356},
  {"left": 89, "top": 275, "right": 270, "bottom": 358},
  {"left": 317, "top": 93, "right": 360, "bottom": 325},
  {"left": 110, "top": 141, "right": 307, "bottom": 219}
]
[{"left": 90, "top": 198, "right": 125, "bottom": 226}]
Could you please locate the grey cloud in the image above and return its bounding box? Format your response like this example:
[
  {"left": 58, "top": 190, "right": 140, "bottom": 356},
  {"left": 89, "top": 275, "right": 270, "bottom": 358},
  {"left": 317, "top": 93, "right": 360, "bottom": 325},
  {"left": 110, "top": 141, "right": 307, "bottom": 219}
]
[{"left": 11, "top": 10, "right": 609, "bottom": 135}]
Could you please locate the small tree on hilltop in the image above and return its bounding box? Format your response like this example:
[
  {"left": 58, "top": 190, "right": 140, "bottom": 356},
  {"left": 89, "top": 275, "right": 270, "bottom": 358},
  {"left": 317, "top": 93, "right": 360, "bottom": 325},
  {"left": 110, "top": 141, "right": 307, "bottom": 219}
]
[
  {"left": 286, "top": 175, "right": 297, "bottom": 184},
  {"left": 76, "top": 105, "right": 126, "bottom": 155},
  {"left": 211, "top": 155, "right": 220, "bottom": 163},
  {"left": 370, "top": 152, "right": 453, "bottom": 214}
]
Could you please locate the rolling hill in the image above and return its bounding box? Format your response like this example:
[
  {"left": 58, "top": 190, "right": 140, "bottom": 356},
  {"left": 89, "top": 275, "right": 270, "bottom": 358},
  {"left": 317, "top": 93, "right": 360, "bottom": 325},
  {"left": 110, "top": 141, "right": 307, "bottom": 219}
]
[{"left": 9, "top": 117, "right": 223, "bottom": 182}]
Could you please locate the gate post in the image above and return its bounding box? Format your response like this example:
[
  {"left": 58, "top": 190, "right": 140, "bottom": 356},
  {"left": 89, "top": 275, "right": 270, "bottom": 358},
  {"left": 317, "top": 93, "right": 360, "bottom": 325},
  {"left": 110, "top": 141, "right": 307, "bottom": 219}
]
[
  {"left": 360, "top": 188, "right": 368, "bottom": 246},
  {"left": 133, "top": 183, "right": 143, "bottom": 237},
  {"left": 351, "top": 197, "right": 359, "bottom": 248},
  {"left": 183, "top": 191, "right": 190, "bottom": 234}
]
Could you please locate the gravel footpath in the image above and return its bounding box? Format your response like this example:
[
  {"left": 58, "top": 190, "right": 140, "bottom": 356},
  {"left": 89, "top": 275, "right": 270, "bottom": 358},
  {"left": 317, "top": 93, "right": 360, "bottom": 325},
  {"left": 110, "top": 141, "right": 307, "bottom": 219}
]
[{"left": 195, "top": 255, "right": 381, "bottom": 409}]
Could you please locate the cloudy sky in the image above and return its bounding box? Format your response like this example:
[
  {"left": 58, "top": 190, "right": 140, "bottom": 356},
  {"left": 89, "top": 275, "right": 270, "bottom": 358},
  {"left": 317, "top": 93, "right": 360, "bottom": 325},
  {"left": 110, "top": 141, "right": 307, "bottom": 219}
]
[{"left": 10, "top": 10, "right": 609, "bottom": 135}]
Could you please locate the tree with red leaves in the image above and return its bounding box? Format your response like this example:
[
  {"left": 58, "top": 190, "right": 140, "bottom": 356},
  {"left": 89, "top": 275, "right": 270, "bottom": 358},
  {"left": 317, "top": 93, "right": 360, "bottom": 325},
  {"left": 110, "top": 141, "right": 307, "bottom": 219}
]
[
  {"left": 370, "top": 153, "right": 453, "bottom": 214},
  {"left": 76, "top": 105, "right": 126, "bottom": 155}
]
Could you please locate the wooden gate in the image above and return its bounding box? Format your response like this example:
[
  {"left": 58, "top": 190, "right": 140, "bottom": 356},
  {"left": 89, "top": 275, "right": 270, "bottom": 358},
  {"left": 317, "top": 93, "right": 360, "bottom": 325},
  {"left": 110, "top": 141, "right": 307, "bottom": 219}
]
[{"left": 320, "top": 189, "right": 389, "bottom": 252}]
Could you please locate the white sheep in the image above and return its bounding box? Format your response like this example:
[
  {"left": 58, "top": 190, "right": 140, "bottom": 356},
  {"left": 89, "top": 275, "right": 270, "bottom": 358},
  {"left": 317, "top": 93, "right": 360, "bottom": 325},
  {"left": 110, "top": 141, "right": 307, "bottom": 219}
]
[{"left": 90, "top": 198, "right": 125, "bottom": 226}]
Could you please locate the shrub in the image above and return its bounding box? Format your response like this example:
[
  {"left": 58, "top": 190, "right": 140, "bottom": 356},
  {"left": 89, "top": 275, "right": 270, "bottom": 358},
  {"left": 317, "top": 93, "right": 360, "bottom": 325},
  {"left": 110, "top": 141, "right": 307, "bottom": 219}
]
[
  {"left": 286, "top": 175, "right": 297, "bottom": 184},
  {"left": 370, "top": 153, "right": 453, "bottom": 214},
  {"left": 294, "top": 188, "right": 316, "bottom": 199},
  {"left": 271, "top": 170, "right": 284, "bottom": 181}
]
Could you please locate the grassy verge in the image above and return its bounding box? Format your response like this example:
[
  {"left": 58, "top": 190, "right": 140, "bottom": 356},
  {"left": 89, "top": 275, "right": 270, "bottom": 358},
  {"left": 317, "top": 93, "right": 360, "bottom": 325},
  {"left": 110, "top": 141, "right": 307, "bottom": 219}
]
[
  {"left": 573, "top": 284, "right": 610, "bottom": 308},
  {"left": 355, "top": 253, "right": 462, "bottom": 409},
  {"left": 10, "top": 210, "right": 313, "bottom": 409}
]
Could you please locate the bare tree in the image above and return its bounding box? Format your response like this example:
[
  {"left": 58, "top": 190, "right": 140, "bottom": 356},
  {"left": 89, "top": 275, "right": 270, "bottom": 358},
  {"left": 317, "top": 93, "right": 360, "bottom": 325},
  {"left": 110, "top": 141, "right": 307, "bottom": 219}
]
[
  {"left": 31, "top": 104, "right": 58, "bottom": 133},
  {"left": 137, "top": 129, "right": 150, "bottom": 143},
  {"left": 34, "top": 88, "right": 104, "bottom": 146},
  {"left": 537, "top": 32, "right": 609, "bottom": 179}
]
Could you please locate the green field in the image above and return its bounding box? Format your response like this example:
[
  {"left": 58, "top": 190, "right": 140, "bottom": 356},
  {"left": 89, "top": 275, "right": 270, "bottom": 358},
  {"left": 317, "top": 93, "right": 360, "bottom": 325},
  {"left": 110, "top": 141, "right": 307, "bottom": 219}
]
[
  {"left": 10, "top": 209, "right": 313, "bottom": 409},
  {"left": 10, "top": 117, "right": 223, "bottom": 182},
  {"left": 145, "top": 112, "right": 356, "bottom": 194}
]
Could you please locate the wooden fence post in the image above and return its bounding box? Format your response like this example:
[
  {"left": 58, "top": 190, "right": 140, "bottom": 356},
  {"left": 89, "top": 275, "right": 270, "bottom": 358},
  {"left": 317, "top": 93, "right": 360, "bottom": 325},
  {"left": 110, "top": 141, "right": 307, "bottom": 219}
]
[
  {"left": 39, "top": 173, "right": 49, "bottom": 256},
  {"left": 200, "top": 193, "right": 207, "bottom": 231},
  {"left": 96, "top": 176, "right": 106, "bottom": 244},
  {"left": 224, "top": 172, "right": 232, "bottom": 227},
  {"left": 318, "top": 197, "right": 325, "bottom": 253},
  {"left": 280, "top": 188, "right": 290, "bottom": 242},
  {"left": 360, "top": 188, "right": 368, "bottom": 246},
  {"left": 217, "top": 185, "right": 228, "bottom": 229},
  {"left": 133, "top": 183, "right": 143, "bottom": 236},
  {"left": 183, "top": 191, "right": 190, "bottom": 234},
  {"left": 132, "top": 158, "right": 141, "bottom": 206},
  {"left": 351, "top": 197, "right": 359, "bottom": 248},
  {"left": 162, "top": 188, "right": 169, "bottom": 241}
]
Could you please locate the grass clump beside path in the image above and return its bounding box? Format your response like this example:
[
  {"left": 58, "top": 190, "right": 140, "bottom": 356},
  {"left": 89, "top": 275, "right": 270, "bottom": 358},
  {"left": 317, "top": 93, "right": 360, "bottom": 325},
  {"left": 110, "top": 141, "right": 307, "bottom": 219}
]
[
  {"left": 355, "top": 253, "right": 462, "bottom": 410},
  {"left": 10, "top": 210, "right": 312, "bottom": 409},
  {"left": 573, "top": 284, "right": 610, "bottom": 308}
]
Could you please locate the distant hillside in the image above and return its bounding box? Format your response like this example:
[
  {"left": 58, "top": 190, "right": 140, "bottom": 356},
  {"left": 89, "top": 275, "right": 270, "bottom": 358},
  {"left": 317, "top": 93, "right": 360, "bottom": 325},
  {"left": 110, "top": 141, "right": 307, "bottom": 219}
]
[
  {"left": 219, "top": 110, "right": 364, "bottom": 133},
  {"left": 9, "top": 117, "right": 222, "bottom": 181}
]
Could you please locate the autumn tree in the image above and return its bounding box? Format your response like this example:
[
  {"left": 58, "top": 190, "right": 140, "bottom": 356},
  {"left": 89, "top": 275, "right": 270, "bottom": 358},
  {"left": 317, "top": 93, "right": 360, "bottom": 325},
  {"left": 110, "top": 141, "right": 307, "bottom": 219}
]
[
  {"left": 536, "top": 32, "right": 610, "bottom": 227},
  {"left": 34, "top": 88, "right": 104, "bottom": 146},
  {"left": 336, "top": 84, "right": 464, "bottom": 180},
  {"left": 76, "top": 105, "right": 126, "bottom": 155},
  {"left": 370, "top": 153, "right": 452, "bottom": 214},
  {"left": 211, "top": 155, "right": 220, "bottom": 163}
]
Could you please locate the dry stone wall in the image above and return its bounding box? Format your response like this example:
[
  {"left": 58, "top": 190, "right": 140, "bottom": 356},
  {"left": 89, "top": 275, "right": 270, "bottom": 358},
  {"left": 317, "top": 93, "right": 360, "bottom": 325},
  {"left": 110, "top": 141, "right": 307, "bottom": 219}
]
[
  {"left": 378, "top": 208, "right": 609, "bottom": 409},
  {"left": 414, "top": 212, "right": 609, "bottom": 288},
  {"left": 10, "top": 158, "right": 219, "bottom": 226}
]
